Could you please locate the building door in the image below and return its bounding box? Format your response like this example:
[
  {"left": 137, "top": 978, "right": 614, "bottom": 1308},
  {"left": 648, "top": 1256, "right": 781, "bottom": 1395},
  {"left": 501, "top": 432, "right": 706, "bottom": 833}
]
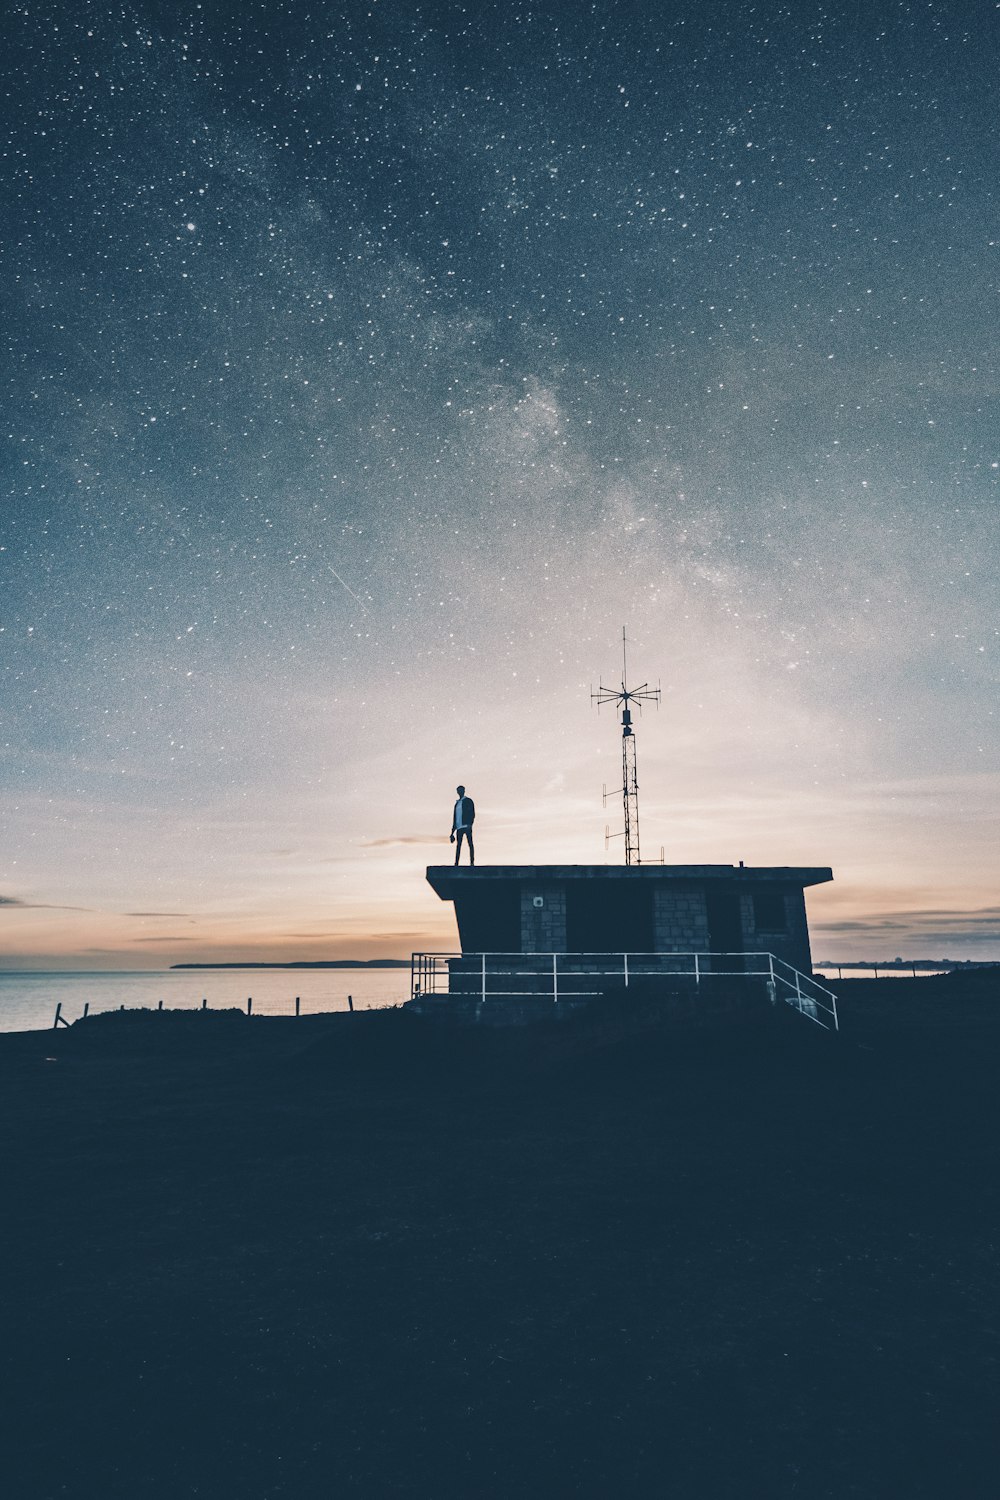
[{"left": 705, "top": 886, "right": 745, "bottom": 971}]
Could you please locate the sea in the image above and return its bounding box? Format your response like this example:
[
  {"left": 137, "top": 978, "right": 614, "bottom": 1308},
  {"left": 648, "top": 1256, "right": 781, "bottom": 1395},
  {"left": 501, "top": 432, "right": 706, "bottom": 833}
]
[
  {"left": 813, "top": 965, "right": 952, "bottom": 981},
  {"left": 0, "top": 968, "right": 410, "bottom": 1034}
]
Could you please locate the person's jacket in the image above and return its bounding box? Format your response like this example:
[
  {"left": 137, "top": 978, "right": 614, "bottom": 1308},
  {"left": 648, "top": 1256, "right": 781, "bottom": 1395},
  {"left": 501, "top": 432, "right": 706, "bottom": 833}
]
[{"left": 452, "top": 796, "right": 475, "bottom": 831}]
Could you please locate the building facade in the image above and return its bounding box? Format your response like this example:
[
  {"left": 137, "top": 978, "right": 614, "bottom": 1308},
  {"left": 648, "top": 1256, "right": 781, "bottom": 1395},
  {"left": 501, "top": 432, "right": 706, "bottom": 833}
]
[{"left": 425, "top": 864, "right": 832, "bottom": 975}]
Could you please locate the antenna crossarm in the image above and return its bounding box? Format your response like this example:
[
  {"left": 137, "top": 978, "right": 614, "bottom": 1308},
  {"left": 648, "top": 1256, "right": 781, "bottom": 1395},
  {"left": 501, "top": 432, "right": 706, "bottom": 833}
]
[{"left": 591, "top": 630, "right": 660, "bottom": 866}]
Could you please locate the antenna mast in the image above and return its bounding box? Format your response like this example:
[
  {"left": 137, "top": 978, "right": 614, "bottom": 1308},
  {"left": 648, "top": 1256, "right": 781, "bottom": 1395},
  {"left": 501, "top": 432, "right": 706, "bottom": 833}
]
[{"left": 592, "top": 628, "right": 661, "bottom": 865}]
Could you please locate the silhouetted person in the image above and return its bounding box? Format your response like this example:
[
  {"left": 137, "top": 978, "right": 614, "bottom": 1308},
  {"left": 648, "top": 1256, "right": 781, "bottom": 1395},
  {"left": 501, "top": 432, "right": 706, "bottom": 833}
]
[{"left": 450, "top": 785, "right": 475, "bottom": 866}]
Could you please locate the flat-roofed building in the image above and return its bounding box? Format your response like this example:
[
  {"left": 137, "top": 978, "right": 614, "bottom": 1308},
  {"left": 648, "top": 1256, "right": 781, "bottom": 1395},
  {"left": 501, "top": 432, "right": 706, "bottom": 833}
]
[{"left": 411, "top": 864, "right": 837, "bottom": 1027}]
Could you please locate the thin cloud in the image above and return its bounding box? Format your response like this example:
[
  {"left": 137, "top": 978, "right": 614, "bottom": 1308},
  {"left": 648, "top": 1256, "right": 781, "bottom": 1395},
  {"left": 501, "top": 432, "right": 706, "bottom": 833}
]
[
  {"left": 360, "top": 835, "right": 444, "bottom": 848},
  {"left": 1, "top": 895, "right": 93, "bottom": 911},
  {"left": 130, "top": 936, "right": 196, "bottom": 943},
  {"left": 125, "top": 911, "right": 191, "bottom": 918},
  {"left": 817, "top": 920, "right": 910, "bottom": 933},
  {"left": 815, "top": 906, "right": 1000, "bottom": 942}
]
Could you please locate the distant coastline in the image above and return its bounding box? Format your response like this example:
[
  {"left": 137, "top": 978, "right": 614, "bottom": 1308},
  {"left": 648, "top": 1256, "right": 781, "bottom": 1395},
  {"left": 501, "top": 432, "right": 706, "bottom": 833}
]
[
  {"left": 815, "top": 959, "right": 1000, "bottom": 972},
  {"left": 170, "top": 960, "right": 411, "bottom": 970}
]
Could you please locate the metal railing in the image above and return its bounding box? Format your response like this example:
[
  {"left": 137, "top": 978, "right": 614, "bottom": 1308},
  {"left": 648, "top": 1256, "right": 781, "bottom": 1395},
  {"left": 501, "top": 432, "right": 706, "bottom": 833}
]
[{"left": 410, "top": 951, "right": 840, "bottom": 1031}]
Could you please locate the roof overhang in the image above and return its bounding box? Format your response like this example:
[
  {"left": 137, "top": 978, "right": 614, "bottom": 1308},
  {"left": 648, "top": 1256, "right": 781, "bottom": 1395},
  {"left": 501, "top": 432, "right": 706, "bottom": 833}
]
[{"left": 426, "top": 864, "right": 834, "bottom": 901}]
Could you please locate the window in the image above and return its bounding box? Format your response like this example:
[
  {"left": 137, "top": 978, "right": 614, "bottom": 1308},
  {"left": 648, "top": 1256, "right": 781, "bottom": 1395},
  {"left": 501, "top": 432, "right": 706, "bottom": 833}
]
[{"left": 753, "top": 892, "right": 788, "bottom": 932}]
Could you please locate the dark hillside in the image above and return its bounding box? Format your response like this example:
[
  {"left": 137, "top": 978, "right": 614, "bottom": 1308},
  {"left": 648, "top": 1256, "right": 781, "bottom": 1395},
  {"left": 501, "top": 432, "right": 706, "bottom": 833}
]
[{"left": 1, "top": 975, "right": 997, "bottom": 1498}]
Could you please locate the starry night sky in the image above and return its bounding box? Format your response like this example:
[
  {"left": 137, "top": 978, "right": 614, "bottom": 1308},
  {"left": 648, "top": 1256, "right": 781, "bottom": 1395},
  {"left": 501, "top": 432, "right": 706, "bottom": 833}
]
[{"left": 3, "top": 0, "right": 998, "bottom": 967}]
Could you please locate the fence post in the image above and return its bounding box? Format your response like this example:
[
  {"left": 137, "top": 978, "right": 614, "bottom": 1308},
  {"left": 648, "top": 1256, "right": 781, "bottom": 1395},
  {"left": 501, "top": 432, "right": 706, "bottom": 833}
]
[
  {"left": 82, "top": 1002, "right": 90, "bottom": 1019},
  {"left": 347, "top": 993, "right": 354, "bottom": 1012},
  {"left": 295, "top": 995, "right": 301, "bottom": 1017},
  {"left": 158, "top": 1000, "right": 164, "bottom": 1011},
  {"left": 201, "top": 997, "right": 207, "bottom": 1011},
  {"left": 247, "top": 996, "right": 253, "bottom": 1016},
  {"left": 52, "top": 1003, "right": 62, "bottom": 1030}
]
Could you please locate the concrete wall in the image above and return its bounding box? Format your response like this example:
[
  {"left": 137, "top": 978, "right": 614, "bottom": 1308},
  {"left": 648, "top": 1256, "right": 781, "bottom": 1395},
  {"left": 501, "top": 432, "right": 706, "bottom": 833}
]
[
  {"left": 652, "top": 886, "right": 711, "bottom": 952},
  {"left": 519, "top": 882, "right": 567, "bottom": 953},
  {"left": 737, "top": 887, "right": 813, "bottom": 972},
  {"left": 442, "top": 869, "right": 820, "bottom": 975}
]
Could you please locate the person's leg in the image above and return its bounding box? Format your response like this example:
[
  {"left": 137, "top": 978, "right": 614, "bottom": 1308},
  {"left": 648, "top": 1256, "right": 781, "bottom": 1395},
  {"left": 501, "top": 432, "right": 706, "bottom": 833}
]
[
  {"left": 467, "top": 827, "right": 475, "bottom": 866},
  {"left": 454, "top": 829, "right": 463, "bottom": 866}
]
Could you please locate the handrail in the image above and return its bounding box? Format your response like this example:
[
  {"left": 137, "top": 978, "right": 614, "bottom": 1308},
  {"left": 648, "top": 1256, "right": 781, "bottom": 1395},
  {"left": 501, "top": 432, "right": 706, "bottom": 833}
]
[{"left": 409, "top": 950, "right": 840, "bottom": 1032}]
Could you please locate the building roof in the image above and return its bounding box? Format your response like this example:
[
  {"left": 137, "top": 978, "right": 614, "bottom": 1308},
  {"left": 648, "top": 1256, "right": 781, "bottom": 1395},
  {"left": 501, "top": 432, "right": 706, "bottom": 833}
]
[{"left": 426, "top": 864, "right": 834, "bottom": 900}]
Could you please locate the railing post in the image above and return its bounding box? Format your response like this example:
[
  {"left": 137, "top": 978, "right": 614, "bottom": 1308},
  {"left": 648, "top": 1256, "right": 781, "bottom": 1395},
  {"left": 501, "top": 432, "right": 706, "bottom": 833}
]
[
  {"left": 247, "top": 996, "right": 253, "bottom": 1016},
  {"left": 52, "top": 1002, "right": 62, "bottom": 1030},
  {"left": 295, "top": 995, "right": 301, "bottom": 1017},
  {"left": 623, "top": 952, "right": 629, "bottom": 988},
  {"left": 553, "top": 952, "right": 558, "bottom": 1004},
  {"left": 481, "top": 952, "right": 486, "bottom": 1005},
  {"left": 82, "top": 1002, "right": 89, "bottom": 1019},
  {"left": 694, "top": 952, "right": 700, "bottom": 987}
]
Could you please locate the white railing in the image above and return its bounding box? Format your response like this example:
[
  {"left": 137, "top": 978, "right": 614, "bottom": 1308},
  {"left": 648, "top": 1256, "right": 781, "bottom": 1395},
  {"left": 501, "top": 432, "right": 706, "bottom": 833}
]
[{"left": 410, "top": 951, "right": 840, "bottom": 1032}]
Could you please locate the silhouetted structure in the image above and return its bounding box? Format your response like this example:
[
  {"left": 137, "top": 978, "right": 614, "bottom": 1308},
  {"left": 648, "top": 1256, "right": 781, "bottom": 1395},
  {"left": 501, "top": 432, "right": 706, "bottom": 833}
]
[
  {"left": 426, "top": 864, "right": 830, "bottom": 971},
  {"left": 592, "top": 629, "right": 660, "bottom": 864},
  {"left": 411, "top": 863, "right": 837, "bottom": 1026}
]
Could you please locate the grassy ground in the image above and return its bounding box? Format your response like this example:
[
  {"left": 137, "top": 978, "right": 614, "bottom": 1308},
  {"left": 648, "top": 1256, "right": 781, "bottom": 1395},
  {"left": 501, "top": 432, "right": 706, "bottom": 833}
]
[{"left": 1, "top": 974, "right": 997, "bottom": 1498}]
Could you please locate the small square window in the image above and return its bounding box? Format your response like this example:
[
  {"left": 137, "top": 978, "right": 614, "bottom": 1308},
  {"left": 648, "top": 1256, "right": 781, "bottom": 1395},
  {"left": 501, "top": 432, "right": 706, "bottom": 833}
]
[{"left": 753, "top": 893, "right": 788, "bottom": 932}]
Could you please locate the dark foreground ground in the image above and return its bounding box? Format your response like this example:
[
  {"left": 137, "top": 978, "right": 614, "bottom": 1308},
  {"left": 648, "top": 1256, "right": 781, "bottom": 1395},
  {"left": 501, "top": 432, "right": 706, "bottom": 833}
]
[{"left": 1, "top": 974, "right": 998, "bottom": 1499}]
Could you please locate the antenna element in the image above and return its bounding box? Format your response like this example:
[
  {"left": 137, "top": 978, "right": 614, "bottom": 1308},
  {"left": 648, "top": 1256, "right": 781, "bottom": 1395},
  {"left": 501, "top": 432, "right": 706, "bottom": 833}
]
[{"left": 592, "top": 628, "right": 661, "bottom": 865}]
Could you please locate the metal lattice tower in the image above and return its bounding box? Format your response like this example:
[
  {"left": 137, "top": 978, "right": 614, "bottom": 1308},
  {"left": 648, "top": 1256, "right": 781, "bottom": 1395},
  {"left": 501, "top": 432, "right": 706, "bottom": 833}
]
[{"left": 592, "top": 628, "right": 661, "bottom": 865}]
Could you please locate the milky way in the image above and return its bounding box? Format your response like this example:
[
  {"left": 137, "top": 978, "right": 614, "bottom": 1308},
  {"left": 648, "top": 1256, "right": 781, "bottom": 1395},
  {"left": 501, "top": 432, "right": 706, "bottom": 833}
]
[{"left": 3, "top": 2, "right": 998, "bottom": 966}]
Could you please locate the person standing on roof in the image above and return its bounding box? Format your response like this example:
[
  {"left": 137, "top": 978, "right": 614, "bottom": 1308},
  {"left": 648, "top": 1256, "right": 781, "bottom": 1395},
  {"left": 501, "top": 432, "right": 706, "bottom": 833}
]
[{"left": 450, "top": 785, "right": 475, "bottom": 867}]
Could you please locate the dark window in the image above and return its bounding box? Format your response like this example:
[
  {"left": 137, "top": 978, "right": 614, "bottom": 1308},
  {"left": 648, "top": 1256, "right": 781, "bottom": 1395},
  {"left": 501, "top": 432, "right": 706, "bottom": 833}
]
[
  {"left": 753, "top": 892, "right": 788, "bottom": 932},
  {"left": 455, "top": 886, "right": 520, "bottom": 953},
  {"left": 565, "top": 882, "right": 654, "bottom": 952}
]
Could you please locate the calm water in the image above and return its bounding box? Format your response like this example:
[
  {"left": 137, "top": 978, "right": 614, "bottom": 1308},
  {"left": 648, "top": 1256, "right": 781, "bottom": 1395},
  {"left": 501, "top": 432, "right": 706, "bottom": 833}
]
[
  {"left": 0, "top": 968, "right": 411, "bottom": 1033},
  {"left": 814, "top": 966, "right": 951, "bottom": 981}
]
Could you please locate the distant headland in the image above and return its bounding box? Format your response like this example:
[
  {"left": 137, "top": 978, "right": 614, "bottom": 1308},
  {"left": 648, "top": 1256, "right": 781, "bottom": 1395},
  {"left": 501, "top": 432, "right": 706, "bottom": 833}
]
[{"left": 170, "top": 960, "right": 411, "bottom": 970}]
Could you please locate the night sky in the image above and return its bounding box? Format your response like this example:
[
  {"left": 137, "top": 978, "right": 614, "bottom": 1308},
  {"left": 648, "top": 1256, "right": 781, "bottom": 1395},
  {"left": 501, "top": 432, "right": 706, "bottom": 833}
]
[{"left": 3, "top": 1, "right": 998, "bottom": 968}]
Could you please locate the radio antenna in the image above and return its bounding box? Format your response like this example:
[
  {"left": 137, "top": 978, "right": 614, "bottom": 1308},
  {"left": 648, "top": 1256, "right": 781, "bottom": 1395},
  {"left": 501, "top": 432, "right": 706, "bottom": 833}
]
[{"left": 591, "top": 628, "right": 661, "bottom": 865}]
